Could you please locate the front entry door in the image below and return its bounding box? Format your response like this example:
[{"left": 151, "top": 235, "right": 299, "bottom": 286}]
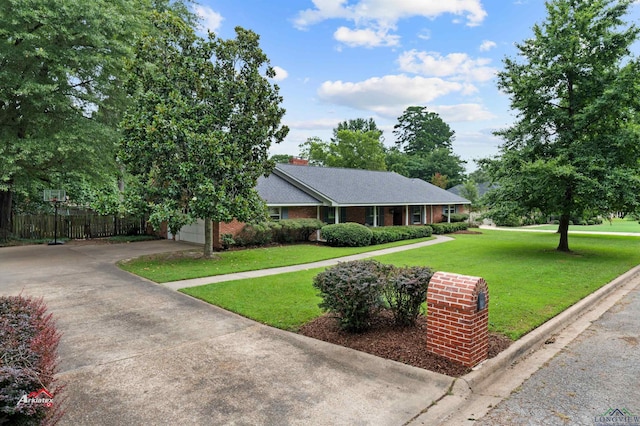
[{"left": 393, "top": 208, "right": 403, "bottom": 226}]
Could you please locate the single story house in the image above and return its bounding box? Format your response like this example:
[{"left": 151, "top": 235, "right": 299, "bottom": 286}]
[{"left": 170, "top": 160, "right": 470, "bottom": 246}]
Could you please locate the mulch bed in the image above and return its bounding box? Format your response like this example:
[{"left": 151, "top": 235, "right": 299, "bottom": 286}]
[{"left": 298, "top": 310, "right": 512, "bottom": 377}]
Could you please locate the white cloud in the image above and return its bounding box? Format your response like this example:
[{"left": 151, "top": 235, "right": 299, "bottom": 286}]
[
  {"left": 334, "top": 26, "right": 400, "bottom": 48},
  {"left": 417, "top": 29, "right": 431, "bottom": 40},
  {"left": 285, "top": 118, "right": 341, "bottom": 130},
  {"left": 272, "top": 66, "right": 289, "bottom": 81},
  {"left": 397, "top": 50, "right": 497, "bottom": 82},
  {"left": 430, "top": 104, "right": 496, "bottom": 122},
  {"left": 294, "top": 0, "right": 487, "bottom": 29},
  {"left": 479, "top": 40, "right": 497, "bottom": 51},
  {"left": 194, "top": 5, "right": 223, "bottom": 33},
  {"left": 317, "top": 74, "right": 466, "bottom": 117}
]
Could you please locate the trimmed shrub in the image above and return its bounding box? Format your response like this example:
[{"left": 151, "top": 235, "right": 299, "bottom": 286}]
[
  {"left": 321, "top": 223, "right": 372, "bottom": 247},
  {"left": 0, "top": 295, "right": 63, "bottom": 425},
  {"left": 382, "top": 266, "right": 433, "bottom": 326},
  {"left": 273, "top": 219, "right": 323, "bottom": 243},
  {"left": 430, "top": 222, "right": 469, "bottom": 234},
  {"left": 370, "top": 226, "right": 432, "bottom": 245},
  {"left": 447, "top": 213, "right": 469, "bottom": 223},
  {"left": 313, "top": 260, "right": 386, "bottom": 331},
  {"left": 220, "top": 233, "right": 235, "bottom": 250},
  {"left": 313, "top": 261, "right": 435, "bottom": 330},
  {"left": 234, "top": 221, "right": 279, "bottom": 246}
]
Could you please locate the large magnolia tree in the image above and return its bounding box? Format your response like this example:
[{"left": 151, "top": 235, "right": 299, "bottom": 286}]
[
  {"left": 120, "top": 12, "right": 288, "bottom": 256},
  {"left": 486, "top": 0, "right": 640, "bottom": 252}
]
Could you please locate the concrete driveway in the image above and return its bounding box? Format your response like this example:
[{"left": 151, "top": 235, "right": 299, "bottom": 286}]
[{"left": 1, "top": 241, "right": 452, "bottom": 425}]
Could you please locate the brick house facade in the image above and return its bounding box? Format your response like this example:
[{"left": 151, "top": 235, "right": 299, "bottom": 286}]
[{"left": 169, "top": 161, "right": 470, "bottom": 247}]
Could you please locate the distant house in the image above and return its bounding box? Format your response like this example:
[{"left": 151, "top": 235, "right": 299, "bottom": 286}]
[
  {"left": 447, "top": 181, "right": 495, "bottom": 199},
  {"left": 170, "top": 160, "right": 470, "bottom": 246}
]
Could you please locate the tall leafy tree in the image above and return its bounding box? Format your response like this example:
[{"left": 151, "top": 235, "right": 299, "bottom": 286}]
[
  {"left": 393, "top": 106, "right": 454, "bottom": 155},
  {"left": 120, "top": 12, "right": 288, "bottom": 256},
  {"left": 332, "top": 118, "right": 382, "bottom": 141},
  {"left": 0, "top": 0, "right": 193, "bottom": 239},
  {"left": 0, "top": 0, "right": 131, "bottom": 238},
  {"left": 488, "top": 0, "right": 640, "bottom": 252},
  {"left": 299, "top": 118, "right": 386, "bottom": 170},
  {"left": 299, "top": 130, "right": 386, "bottom": 170},
  {"left": 391, "top": 106, "right": 465, "bottom": 186}
]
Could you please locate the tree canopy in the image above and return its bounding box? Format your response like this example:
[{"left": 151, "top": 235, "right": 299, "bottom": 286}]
[
  {"left": 120, "top": 12, "right": 288, "bottom": 255},
  {"left": 332, "top": 118, "right": 382, "bottom": 141},
  {"left": 299, "top": 118, "right": 386, "bottom": 170},
  {"left": 393, "top": 106, "right": 454, "bottom": 155},
  {"left": 0, "top": 0, "right": 194, "bottom": 239},
  {"left": 486, "top": 0, "right": 640, "bottom": 252},
  {"left": 388, "top": 106, "right": 466, "bottom": 187}
]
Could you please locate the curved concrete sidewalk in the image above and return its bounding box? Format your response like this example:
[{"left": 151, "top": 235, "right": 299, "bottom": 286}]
[{"left": 164, "top": 235, "right": 453, "bottom": 290}]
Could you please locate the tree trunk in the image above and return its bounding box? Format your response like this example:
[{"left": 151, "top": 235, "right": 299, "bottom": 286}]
[
  {"left": 557, "top": 214, "right": 570, "bottom": 252},
  {"left": 0, "top": 188, "right": 12, "bottom": 242},
  {"left": 203, "top": 218, "right": 213, "bottom": 258}
]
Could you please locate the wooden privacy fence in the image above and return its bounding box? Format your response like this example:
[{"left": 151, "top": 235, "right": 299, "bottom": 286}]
[{"left": 12, "top": 213, "right": 146, "bottom": 240}]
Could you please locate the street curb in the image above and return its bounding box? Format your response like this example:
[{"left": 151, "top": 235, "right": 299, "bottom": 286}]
[
  {"left": 463, "top": 263, "right": 640, "bottom": 393},
  {"left": 415, "top": 263, "right": 640, "bottom": 425}
]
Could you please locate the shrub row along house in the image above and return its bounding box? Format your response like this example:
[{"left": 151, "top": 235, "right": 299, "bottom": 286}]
[{"left": 169, "top": 159, "right": 470, "bottom": 246}]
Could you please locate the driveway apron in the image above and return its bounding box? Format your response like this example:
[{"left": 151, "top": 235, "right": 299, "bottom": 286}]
[{"left": 0, "top": 241, "right": 452, "bottom": 425}]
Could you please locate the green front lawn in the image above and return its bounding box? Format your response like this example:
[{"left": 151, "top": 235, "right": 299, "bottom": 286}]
[
  {"left": 182, "top": 230, "right": 640, "bottom": 339},
  {"left": 119, "top": 237, "right": 433, "bottom": 283},
  {"left": 526, "top": 217, "right": 640, "bottom": 233}
]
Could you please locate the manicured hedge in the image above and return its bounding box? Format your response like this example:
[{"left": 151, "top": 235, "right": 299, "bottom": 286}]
[
  {"left": 369, "top": 225, "right": 432, "bottom": 245},
  {"left": 430, "top": 222, "right": 469, "bottom": 234},
  {"left": 447, "top": 213, "right": 469, "bottom": 223},
  {"left": 320, "top": 223, "right": 373, "bottom": 247},
  {"left": 234, "top": 219, "right": 324, "bottom": 246},
  {"left": 0, "top": 295, "right": 63, "bottom": 425}
]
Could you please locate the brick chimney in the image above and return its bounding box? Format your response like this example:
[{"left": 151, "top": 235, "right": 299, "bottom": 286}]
[{"left": 289, "top": 157, "right": 309, "bottom": 166}]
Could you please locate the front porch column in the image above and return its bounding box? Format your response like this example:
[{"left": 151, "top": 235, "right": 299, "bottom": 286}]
[
  {"left": 373, "top": 206, "right": 378, "bottom": 227},
  {"left": 334, "top": 206, "right": 339, "bottom": 224},
  {"left": 316, "top": 206, "right": 321, "bottom": 240},
  {"left": 405, "top": 205, "right": 409, "bottom": 226},
  {"left": 422, "top": 205, "right": 427, "bottom": 225},
  {"left": 447, "top": 205, "right": 452, "bottom": 223}
]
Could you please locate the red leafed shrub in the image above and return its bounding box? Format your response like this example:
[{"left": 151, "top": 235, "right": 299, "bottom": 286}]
[{"left": 0, "top": 295, "right": 64, "bottom": 425}]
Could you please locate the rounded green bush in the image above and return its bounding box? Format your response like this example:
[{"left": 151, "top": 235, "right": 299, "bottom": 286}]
[
  {"left": 313, "top": 260, "right": 387, "bottom": 331},
  {"left": 321, "top": 222, "right": 373, "bottom": 247}
]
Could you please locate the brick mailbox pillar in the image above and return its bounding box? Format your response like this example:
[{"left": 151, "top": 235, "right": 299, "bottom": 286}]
[{"left": 426, "top": 272, "right": 489, "bottom": 367}]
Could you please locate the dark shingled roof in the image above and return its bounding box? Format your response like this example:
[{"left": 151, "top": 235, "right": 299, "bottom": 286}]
[
  {"left": 256, "top": 164, "right": 469, "bottom": 206},
  {"left": 256, "top": 172, "right": 322, "bottom": 205}
]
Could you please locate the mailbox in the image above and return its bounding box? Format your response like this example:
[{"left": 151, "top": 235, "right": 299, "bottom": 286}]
[{"left": 477, "top": 291, "right": 487, "bottom": 311}]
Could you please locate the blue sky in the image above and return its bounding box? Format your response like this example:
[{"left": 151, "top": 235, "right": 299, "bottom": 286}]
[{"left": 194, "top": 1, "right": 640, "bottom": 171}]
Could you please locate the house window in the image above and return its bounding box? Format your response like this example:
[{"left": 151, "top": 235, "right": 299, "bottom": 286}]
[
  {"left": 268, "top": 207, "right": 281, "bottom": 220},
  {"left": 443, "top": 205, "right": 457, "bottom": 215},
  {"left": 322, "top": 207, "right": 346, "bottom": 224},
  {"left": 411, "top": 206, "right": 422, "bottom": 224},
  {"left": 365, "top": 207, "right": 385, "bottom": 226}
]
